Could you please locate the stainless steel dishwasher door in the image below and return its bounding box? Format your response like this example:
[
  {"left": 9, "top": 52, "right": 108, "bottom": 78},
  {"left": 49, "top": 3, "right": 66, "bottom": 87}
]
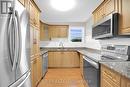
[{"left": 42, "top": 53, "right": 48, "bottom": 77}]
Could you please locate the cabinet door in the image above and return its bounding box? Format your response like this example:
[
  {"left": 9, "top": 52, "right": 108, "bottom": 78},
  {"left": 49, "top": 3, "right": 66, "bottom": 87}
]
[
  {"left": 40, "top": 22, "right": 45, "bottom": 41},
  {"left": 101, "top": 65, "right": 121, "bottom": 87},
  {"left": 29, "top": 1, "right": 35, "bottom": 25},
  {"left": 40, "top": 22, "right": 49, "bottom": 41},
  {"left": 48, "top": 51, "right": 80, "bottom": 68},
  {"left": 18, "top": 0, "right": 25, "bottom": 6},
  {"left": 97, "top": 6, "right": 104, "bottom": 21},
  {"left": 119, "top": 0, "right": 130, "bottom": 35},
  {"left": 59, "top": 26, "right": 68, "bottom": 38},
  {"left": 104, "top": 0, "right": 117, "bottom": 16},
  {"left": 80, "top": 54, "right": 83, "bottom": 76},
  {"left": 121, "top": 76, "right": 130, "bottom": 87},
  {"left": 33, "top": 29, "right": 40, "bottom": 55},
  {"left": 36, "top": 56, "right": 42, "bottom": 82},
  {"left": 93, "top": 6, "right": 104, "bottom": 24},
  {"left": 62, "top": 52, "right": 80, "bottom": 67},
  {"left": 48, "top": 25, "right": 68, "bottom": 39},
  {"left": 34, "top": 8, "right": 40, "bottom": 28},
  {"left": 30, "top": 26, "right": 34, "bottom": 56},
  {"left": 48, "top": 52, "right": 62, "bottom": 67},
  {"left": 31, "top": 59, "right": 37, "bottom": 87},
  {"left": 35, "top": 29, "right": 40, "bottom": 54}
]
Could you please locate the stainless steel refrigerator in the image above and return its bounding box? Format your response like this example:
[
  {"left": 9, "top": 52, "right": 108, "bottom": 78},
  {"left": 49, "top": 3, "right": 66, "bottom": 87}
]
[{"left": 0, "top": 0, "right": 31, "bottom": 87}]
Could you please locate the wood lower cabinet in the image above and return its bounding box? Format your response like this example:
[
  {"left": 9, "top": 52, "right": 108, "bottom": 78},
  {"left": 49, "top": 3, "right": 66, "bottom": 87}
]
[
  {"left": 80, "top": 54, "right": 83, "bottom": 76},
  {"left": 31, "top": 55, "right": 43, "bottom": 87},
  {"left": 119, "top": 0, "right": 130, "bottom": 35},
  {"left": 101, "top": 64, "right": 130, "bottom": 87},
  {"left": 36, "top": 56, "right": 43, "bottom": 83},
  {"left": 121, "top": 76, "right": 130, "bottom": 87},
  {"left": 48, "top": 51, "right": 80, "bottom": 68},
  {"left": 31, "top": 58, "right": 37, "bottom": 87},
  {"left": 101, "top": 65, "right": 121, "bottom": 87}
]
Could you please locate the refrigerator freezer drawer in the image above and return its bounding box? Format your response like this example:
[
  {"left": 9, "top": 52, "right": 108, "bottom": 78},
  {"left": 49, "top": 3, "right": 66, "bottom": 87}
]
[{"left": 9, "top": 71, "right": 31, "bottom": 87}]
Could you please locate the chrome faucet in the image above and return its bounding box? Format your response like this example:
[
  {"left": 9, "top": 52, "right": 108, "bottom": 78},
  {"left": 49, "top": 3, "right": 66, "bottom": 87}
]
[{"left": 59, "top": 42, "right": 64, "bottom": 49}]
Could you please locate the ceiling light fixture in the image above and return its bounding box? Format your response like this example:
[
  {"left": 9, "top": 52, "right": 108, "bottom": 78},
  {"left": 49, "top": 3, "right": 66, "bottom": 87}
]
[{"left": 50, "top": 0, "right": 76, "bottom": 12}]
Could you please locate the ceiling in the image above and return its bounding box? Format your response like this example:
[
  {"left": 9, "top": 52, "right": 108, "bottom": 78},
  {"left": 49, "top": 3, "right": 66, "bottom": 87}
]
[{"left": 35, "top": 0, "right": 102, "bottom": 24}]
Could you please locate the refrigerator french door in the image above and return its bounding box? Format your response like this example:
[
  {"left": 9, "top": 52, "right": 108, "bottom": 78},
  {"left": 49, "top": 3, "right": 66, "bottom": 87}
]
[{"left": 0, "top": 0, "right": 31, "bottom": 87}]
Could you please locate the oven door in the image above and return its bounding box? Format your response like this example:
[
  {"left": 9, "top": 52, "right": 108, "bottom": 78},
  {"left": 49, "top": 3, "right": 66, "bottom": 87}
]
[{"left": 83, "top": 56, "right": 99, "bottom": 87}]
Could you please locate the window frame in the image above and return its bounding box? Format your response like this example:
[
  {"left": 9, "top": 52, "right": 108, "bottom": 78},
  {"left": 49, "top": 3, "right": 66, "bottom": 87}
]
[{"left": 68, "top": 26, "right": 85, "bottom": 43}]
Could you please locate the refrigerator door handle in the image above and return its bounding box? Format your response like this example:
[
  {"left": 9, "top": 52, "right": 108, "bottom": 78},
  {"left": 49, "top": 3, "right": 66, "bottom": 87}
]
[
  {"left": 7, "top": 13, "right": 17, "bottom": 71},
  {"left": 7, "top": 13, "right": 13, "bottom": 66},
  {"left": 15, "top": 10, "right": 22, "bottom": 68},
  {"left": 11, "top": 11, "right": 19, "bottom": 71}
]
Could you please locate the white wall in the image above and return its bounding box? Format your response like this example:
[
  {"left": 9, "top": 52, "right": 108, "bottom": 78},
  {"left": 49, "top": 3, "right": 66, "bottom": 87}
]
[
  {"left": 85, "top": 17, "right": 130, "bottom": 50},
  {"left": 85, "top": 17, "right": 101, "bottom": 50},
  {"left": 40, "top": 22, "right": 86, "bottom": 47}
]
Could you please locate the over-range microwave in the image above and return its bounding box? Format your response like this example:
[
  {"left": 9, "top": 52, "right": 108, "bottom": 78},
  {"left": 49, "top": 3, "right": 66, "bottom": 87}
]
[{"left": 92, "top": 13, "right": 119, "bottom": 39}]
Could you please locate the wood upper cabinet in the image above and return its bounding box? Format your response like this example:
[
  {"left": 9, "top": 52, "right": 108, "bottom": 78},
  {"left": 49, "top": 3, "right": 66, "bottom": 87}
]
[
  {"left": 121, "top": 76, "right": 130, "bottom": 87},
  {"left": 119, "top": 0, "right": 130, "bottom": 35},
  {"left": 40, "top": 21, "right": 49, "bottom": 41},
  {"left": 93, "top": 0, "right": 118, "bottom": 24},
  {"left": 101, "top": 65, "right": 121, "bottom": 87},
  {"left": 29, "top": 0, "right": 40, "bottom": 28},
  {"left": 48, "top": 25, "right": 68, "bottom": 39},
  {"left": 104, "top": 0, "right": 118, "bottom": 16},
  {"left": 48, "top": 51, "right": 80, "bottom": 68}
]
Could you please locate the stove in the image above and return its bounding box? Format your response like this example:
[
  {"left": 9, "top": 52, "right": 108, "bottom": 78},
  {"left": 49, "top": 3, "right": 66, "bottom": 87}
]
[{"left": 101, "top": 45, "right": 130, "bottom": 61}]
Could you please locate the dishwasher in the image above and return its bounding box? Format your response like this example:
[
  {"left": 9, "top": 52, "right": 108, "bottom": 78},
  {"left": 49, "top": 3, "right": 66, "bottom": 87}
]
[{"left": 42, "top": 52, "right": 48, "bottom": 77}]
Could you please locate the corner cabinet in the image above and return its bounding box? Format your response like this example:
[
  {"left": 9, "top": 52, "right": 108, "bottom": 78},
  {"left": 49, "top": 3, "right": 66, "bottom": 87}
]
[{"left": 119, "top": 0, "right": 130, "bottom": 35}]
